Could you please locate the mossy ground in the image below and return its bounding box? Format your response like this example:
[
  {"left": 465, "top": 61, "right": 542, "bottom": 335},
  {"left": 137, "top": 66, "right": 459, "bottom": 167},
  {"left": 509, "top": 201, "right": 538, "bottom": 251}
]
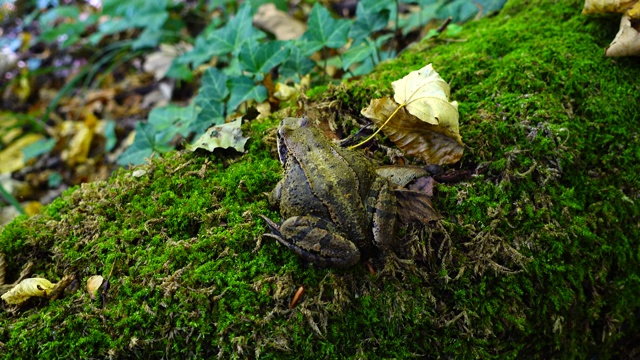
[{"left": 1, "top": 0, "right": 639, "bottom": 358}]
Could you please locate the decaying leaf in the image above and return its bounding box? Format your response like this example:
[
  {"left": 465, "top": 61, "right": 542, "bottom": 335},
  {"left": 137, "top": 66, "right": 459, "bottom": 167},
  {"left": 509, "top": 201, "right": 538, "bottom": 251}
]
[
  {"left": 605, "top": 13, "right": 640, "bottom": 56},
  {"left": 144, "top": 43, "right": 191, "bottom": 80},
  {"left": 86, "top": 275, "right": 104, "bottom": 300},
  {"left": 186, "top": 118, "right": 249, "bottom": 153},
  {"left": 582, "top": 0, "right": 636, "bottom": 14},
  {"left": 582, "top": 0, "right": 640, "bottom": 56},
  {"left": 1, "top": 278, "right": 54, "bottom": 305},
  {"left": 392, "top": 63, "right": 459, "bottom": 131},
  {"left": 48, "top": 274, "right": 76, "bottom": 301},
  {"left": 0, "top": 133, "right": 45, "bottom": 173},
  {"left": 253, "top": 3, "right": 306, "bottom": 40},
  {"left": 362, "top": 97, "right": 464, "bottom": 165},
  {"left": 394, "top": 189, "right": 442, "bottom": 224}
]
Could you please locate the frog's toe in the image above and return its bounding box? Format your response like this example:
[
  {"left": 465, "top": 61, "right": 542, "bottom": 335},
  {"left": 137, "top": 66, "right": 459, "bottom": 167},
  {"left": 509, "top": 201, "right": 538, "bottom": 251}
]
[{"left": 259, "top": 214, "right": 283, "bottom": 237}]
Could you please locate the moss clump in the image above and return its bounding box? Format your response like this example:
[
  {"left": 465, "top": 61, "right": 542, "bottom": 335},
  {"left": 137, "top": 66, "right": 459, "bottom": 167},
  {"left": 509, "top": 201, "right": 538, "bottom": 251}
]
[{"left": 1, "top": 0, "right": 639, "bottom": 358}]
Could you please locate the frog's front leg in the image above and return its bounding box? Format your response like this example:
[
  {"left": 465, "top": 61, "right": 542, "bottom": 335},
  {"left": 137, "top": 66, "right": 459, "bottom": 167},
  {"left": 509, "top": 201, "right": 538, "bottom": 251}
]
[{"left": 261, "top": 215, "right": 360, "bottom": 268}]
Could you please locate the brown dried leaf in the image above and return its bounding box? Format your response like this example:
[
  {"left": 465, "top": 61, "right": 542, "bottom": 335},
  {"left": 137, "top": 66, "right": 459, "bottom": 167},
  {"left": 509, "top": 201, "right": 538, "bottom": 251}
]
[
  {"left": 605, "top": 13, "right": 640, "bottom": 56},
  {"left": 362, "top": 97, "right": 464, "bottom": 165},
  {"left": 253, "top": 3, "right": 306, "bottom": 40},
  {"left": 393, "top": 189, "right": 442, "bottom": 224},
  {"left": 48, "top": 274, "right": 76, "bottom": 301}
]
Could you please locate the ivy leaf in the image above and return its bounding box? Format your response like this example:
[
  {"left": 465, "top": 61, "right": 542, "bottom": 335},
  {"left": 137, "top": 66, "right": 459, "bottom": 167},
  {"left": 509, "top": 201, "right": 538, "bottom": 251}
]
[
  {"left": 117, "top": 121, "right": 172, "bottom": 166},
  {"left": 349, "top": 2, "right": 389, "bottom": 44},
  {"left": 399, "top": 2, "right": 441, "bottom": 35},
  {"left": 435, "top": 0, "right": 505, "bottom": 23},
  {"left": 299, "top": 3, "right": 351, "bottom": 55},
  {"left": 343, "top": 34, "right": 393, "bottom": 74},
  {"left": 238, "top": 41, "right": 291, "bottom": 74},
  {"left": 181, "top": 3, "right": 265, "bottom": 67},
  {"left": 148, "top": 104, "right": 197, "bottom": 137},
  {"left": 279, "top": 45, "right": 316, "bottom": 80},
  {"left": 227, "top": 76, "right": 267, "bottom": 113},
  {"left": 238, "top": 40, "right": 291, "bottom": 76},
  {"left": 342, "top": 41, "right": 376, "bottom": 71},
  {"left": 194, "top": 68, "right": 229, "bottom": 132},
  {"left": 91, "top": 0, "right": 169, "bottom": 45}
]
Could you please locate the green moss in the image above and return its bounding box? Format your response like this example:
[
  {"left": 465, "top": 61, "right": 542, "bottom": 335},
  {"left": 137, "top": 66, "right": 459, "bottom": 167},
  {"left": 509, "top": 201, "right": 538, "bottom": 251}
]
[{"left": 1, "top": 0, "right": 639, "bottom": 358}]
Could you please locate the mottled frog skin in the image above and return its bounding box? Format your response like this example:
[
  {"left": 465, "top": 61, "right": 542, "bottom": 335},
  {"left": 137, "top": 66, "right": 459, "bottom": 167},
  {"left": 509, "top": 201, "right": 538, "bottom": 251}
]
[{"left": 261, "top": 117, "right": 396, "bottom": 268}]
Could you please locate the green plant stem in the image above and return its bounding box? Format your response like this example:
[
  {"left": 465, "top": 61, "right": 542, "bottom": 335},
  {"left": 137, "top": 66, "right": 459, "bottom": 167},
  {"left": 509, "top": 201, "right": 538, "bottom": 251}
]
[{"left": 0, "top": 184, "right": 25, "bottom": 215}]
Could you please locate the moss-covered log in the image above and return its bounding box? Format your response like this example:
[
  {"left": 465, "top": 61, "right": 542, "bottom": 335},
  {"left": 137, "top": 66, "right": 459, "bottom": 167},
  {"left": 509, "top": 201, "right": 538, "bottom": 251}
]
[{"left": 1, "top": 0, "right": 639, "bottom": 358}]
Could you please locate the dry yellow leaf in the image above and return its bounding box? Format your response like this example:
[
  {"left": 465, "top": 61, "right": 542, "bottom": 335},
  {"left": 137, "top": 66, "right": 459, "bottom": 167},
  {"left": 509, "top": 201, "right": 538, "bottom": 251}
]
[
  {"left": 0, "top": 133, "right": 44, "bottom": 173},
  {"left": 605, "top": 13, "right": 640, "bottom": 56},
  {"left": 629, "top": 0, "right": 640, "bottom": 18},
  {"left": 582, "top": 0, "right": 636, "bottom": 14},
  {"left": 1, "top": 278, "right": 54, "bottom": 305},
  {"left": 86, "top": 275, "right": 104, "bottom": 300},
  {"left": 392, "top": 63, "right": 459, "bottom": 133},
  {"left": 362, "top": 97, "right": 464, "bottom": 165}
]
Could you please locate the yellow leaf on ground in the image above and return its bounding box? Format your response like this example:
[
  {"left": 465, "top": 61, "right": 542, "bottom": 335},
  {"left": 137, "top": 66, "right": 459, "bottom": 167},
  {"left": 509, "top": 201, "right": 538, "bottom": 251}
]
[
  {"left": 582, "top": 0, "right": 636, "bottom": 14},
  {"left": 1, "top": 278, "right": 54, "bottom": 305},
  {"left": 0, "top": 133, "right": 44, "bottom": 173},
  {"left": 86, "top": 275, "right": 104, "bottom": 300},
  {"left": 362, "top": 97, "right": 464, "bottom": 165},
  {"left": 392, "top": 63, "right": 459, "bottom": 133},
  {"left": 605, "top": 13, "right": 640, "bottom": 56}
]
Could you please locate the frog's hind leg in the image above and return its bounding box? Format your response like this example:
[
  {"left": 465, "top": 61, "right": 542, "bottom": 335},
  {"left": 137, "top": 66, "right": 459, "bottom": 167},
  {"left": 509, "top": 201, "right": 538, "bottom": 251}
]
[{"left": 277, "top": 216, "right": 361, "bottom": 268}]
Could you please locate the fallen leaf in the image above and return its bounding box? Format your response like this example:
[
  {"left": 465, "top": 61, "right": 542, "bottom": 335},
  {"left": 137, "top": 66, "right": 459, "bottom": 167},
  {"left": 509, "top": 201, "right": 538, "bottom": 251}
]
[
  {"left": 582, "top": 0, "right": 635, "bottom": 14},
  {"left": 48, "top": 274, "right": 76, "bottom": 301},
  {"left": 144, "top": 43, "right": 191, "bottom": 80},
  {"left": 393, "top": 189, "right": 442, "bottom": 224},
  {"left": 0, "top": 133, "right": 44, "bottom": 173},
  {"left": 253, "top": 3, "right": 306, "bottom": 40},
  {"left": 362, "top": 97, "right": 464, "bottom": 165},
  {"left": 605, "top": 13, "right": 640, "bottom": 56},
  {"left": 86, "top": 275, "right": 104, "bottom": 300},
  {"left": 392, "top": 64, "right": 460, "bottom": 132},
  {"left": 255, "top": 102, "right": 272, "bottom": 119},
  {"left": 1, "top": 278, "right": 54, "bottom": 305},
  {"left": 186, "top": 118, "right": 250, "bottom": 153}
]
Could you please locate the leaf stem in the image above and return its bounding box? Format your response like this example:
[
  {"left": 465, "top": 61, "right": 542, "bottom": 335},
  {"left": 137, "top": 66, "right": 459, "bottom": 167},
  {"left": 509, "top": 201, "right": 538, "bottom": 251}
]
[{"left": 348, "top": 102, "right": 406, "bottom": 150}]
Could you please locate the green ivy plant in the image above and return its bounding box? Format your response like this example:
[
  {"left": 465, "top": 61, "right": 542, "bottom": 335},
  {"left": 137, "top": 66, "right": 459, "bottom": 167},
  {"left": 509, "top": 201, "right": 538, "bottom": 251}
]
[{"left": 16, "top": 0, "right": 506, "bottom": 166}]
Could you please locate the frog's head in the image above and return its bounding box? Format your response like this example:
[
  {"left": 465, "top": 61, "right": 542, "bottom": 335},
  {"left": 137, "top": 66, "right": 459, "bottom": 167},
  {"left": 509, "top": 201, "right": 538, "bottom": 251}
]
[{"left": 276, "top": 117, "right": 309, "bottom": 164}]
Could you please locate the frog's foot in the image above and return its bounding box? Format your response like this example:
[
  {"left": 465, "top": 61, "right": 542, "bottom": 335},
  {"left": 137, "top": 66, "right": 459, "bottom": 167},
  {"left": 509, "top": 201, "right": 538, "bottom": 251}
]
[
  {"left": 278, "top": 216, "right": 361, "bottom": 268},
  {"left": 259, "top": 214, "right": 284, "bottom": 238}
]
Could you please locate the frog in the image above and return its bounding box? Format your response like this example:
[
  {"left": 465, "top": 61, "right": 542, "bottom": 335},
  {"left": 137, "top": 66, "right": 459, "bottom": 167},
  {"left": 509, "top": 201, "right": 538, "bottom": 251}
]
[{"left": 260, "top": 117, "right": 397, "bottom": 268}]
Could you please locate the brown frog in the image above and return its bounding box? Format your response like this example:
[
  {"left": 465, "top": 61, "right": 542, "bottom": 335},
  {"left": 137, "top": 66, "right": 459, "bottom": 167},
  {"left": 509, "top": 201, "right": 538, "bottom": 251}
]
[{"left": 260, "top": 117, "right": 397, "bottom": 268}]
